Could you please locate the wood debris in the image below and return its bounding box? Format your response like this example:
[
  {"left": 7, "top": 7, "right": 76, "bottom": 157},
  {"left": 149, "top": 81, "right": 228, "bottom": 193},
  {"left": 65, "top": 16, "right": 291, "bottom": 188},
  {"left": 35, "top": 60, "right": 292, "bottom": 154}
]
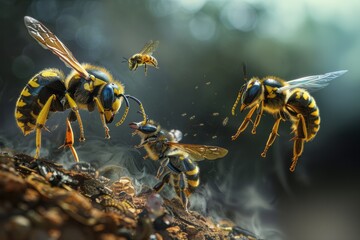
[{"left": 0, "top": 152, "right": 260, "bottom": 240}]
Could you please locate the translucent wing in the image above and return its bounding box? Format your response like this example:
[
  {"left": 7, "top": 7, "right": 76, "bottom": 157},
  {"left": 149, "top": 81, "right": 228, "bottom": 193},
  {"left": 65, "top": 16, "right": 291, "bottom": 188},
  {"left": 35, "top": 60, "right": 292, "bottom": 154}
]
[
  {"left": 276, "top": 70, "right": 347, "bottom": 93},
  {"left": 24, "top": 16, "right": 90, "bottom": 80},
  {"left": 169, "top": 129, "right": 183, "bottom": 142},
  {"left": 167, "top": 142, "right": 228, "bottom": 161},
  {"left": 139, "top": 40, "right": 159, "bottom": 55}
]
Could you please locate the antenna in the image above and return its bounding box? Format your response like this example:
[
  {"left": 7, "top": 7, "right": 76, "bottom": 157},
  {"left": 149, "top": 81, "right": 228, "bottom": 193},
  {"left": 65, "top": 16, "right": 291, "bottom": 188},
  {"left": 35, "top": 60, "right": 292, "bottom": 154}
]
[{"left": 242, "top": 63, "right": 248, "bottom": 81}]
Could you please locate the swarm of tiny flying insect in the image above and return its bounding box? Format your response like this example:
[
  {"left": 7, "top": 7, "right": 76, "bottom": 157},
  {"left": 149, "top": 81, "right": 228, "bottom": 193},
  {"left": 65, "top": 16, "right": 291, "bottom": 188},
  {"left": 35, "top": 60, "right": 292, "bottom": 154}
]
[
  {"left": 15, "top": 16, "right": 147, "bottom": 161},
  {"left": 129, "top": 119, "right": 228, "bottom": 211},
  {"left": 231, "top": 64, "right": 347, "bottom": 171}
]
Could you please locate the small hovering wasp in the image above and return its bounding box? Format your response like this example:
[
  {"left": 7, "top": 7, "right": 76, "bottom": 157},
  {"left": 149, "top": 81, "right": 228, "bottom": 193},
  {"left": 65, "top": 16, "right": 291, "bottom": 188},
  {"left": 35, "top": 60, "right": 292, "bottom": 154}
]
[
  {"left": 15, "top": 16, "right": 147, "bottom": 160},
  {"left": 231, "top": 65, "right": 347, "bottom": 172},
  {"left": 130, "top": 119, "right": 228, "bottom": 211},
  {"left": 126, "top": 40, "right": 159, "bottom": 76}
]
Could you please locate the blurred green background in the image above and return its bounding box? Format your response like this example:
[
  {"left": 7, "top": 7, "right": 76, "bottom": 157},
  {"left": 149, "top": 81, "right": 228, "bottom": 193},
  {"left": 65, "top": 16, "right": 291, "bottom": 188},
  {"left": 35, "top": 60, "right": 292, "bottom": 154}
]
[{"left": 1, "top": 0, "right": 360, "bottom": 239}]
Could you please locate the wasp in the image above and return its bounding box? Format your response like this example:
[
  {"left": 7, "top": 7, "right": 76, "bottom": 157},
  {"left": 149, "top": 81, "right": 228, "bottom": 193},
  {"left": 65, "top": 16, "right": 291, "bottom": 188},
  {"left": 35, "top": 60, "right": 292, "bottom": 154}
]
[
  {"left": 15, "top": 16, "right": 147, "bottom": 160},
  {"left": 130, "top": 119, "right": 228, "bottom": 211},
  {"left": 126, "top": 40, "right": 159, "bottom": 76},
  {"left": 231, "top": 65, "right": 347, "bottom": 172}
]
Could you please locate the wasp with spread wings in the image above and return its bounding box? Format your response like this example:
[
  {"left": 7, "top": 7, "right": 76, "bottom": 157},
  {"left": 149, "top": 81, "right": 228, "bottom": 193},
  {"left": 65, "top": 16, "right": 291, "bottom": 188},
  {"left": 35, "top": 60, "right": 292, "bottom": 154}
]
[
  {"left": 126, "top": 40, "right": 159, "bottom": 76},
  {"left": 130, "top": 119, "right": 228, "bottom": 211},
  {"left": 15, "top": 16, "right": 147, "bottom": 160},
  {"left": 231, "top": 65, "right": 347, "bottom": 172}
]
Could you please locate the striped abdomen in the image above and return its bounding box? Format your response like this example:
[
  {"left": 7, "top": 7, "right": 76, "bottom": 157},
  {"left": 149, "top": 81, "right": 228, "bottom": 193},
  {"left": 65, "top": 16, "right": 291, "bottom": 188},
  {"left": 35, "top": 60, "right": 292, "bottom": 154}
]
[
  {"left": 182, "top": 158, "right": 200, "bottom": 193},
  {"left": 15, "top": 69, "right": 66, "bottom": 135},
  {"left": 286, "top": 89, "right": 320, "bottom": 141},
  {"left": 170, "top": 156, "right": 200, "bottom": 195}
]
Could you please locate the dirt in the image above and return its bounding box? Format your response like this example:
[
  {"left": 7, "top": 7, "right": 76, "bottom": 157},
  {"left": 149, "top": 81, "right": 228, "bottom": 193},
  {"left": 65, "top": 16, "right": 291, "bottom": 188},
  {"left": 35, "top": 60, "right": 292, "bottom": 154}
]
[{"left": 0, "top": 152, "right": 260, "bottom": 240}]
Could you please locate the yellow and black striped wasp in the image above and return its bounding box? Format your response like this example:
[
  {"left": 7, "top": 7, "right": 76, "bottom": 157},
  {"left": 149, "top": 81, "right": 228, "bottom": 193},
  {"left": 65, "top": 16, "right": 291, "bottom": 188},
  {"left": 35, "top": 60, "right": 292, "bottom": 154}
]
[
  {"left": 15, "top": 16, "right": 147, "bottom": 160},
  {"left": 231, "top": 65, "right": 347, "bottom": 171},
  {"left": 130, "top": 119, "right": 228, "bottom": 211},
  {"left": 126, "top": 40, "right": 159, "bottom": 76}
]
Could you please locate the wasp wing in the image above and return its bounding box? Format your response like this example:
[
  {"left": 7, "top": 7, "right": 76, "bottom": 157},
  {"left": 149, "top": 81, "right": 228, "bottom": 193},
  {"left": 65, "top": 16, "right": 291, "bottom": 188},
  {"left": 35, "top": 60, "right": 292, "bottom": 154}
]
[
  {"left": 24, "top": 16, "right": 90, "bottom": 80},
  {"left": 276, "top": 70, "right": 347, "bottom": 93},
  {"left": 139, "top": 40, "right": 159, "bottom": 55},
  {"left": 169, "top": 129, "right": 183, "bottom": 142},
  {"left": 168, "top": 142, "right": 228, "bottom": 161}
]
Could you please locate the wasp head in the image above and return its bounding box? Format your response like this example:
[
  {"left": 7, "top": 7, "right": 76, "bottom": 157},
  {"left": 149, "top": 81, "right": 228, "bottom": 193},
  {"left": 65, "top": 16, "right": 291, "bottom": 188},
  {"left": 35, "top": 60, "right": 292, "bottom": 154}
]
[
  {"left": 128, "top": 54, "right": 140, "bottom": 71},
  {"left": 238, "top": 78, "right": 263, "bottom": 112},
  {"left": 129, "top": 120, "right": 159, "bottom": 137},
  {"left": 99, "top": 83, "right": 123, "bottom": 123}
]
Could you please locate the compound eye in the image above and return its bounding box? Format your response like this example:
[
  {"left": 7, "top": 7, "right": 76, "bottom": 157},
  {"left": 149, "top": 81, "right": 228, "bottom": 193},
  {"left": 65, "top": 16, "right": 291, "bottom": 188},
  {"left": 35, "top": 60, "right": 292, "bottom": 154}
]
[
  {"left": 243, "top": 81, "right": 261, "bottom": 105},
  {"left": 139, "top": 124, "right": 157, "bottom": 134},
  {"left": 129, "top": 60, "right": 137, "bottom": 70},
  {"left": 101, "top": 85, "right": 114, "bottom": 110}
]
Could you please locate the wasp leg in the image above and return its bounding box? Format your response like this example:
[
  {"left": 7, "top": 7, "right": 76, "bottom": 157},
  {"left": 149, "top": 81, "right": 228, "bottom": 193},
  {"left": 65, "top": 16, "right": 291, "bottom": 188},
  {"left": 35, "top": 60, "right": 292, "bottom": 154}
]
[
  {"left": 251, "top": 101, "right": 264, "bottom": 134},
  {"left": 261, "top": 117, "right": 282, "bottom": 158},
  {"left": 231, "top": 104, "right": 258, "bottom": 140},
  {"left": 59, "top": 119, "right": 79, "bottom": 162},
  {"left": 135, "top": 136, "right": 157, "bottom": 148},
  {"left": 172, "top": 174, "right": 181, "bottom": 198},
  {"left": 153, "top": 172, "right": 171, "bottom": 192},
  {"left": 179, "top": 172, "right": 189, "bottom": 211},
  {"left": 144, "top": 63, "right": 147, "bottom": 76},
  {"left": 173, "top": 174, "right": 191, "bottom": 211},
  {"left": 290, "top": 114, "right": 307, "bottom": 172},
  {"left": 94, "top": 97, "right": 110, "bottom": 139},
  {"left": 156, "top": 157, "right": 170, "bottom": 179},
  {"left": 35, "top": 94, "right": 56, "bottom": 159},
  {"left": 65, "top": 93, "right": 85, "bottom": 141}
]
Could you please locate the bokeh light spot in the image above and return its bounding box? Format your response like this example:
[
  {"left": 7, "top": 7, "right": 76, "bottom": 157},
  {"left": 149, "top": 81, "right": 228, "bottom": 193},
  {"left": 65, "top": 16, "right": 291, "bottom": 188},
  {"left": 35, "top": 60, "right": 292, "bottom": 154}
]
[
  {"left": 76, "top": 25, "right": 105, "bottom": 60},
  {"left": 12, "top": 55, "right": 35, "bottom": 79},
  {"left": 148, "top": 0, "right": 177, "bottom": 17},
  {"left": 189, "top": 14, "right": 216, "bottom": 41},
  {"left": 56, "top": 15, "right": 79, "bottom": 41},
  {"left": 220, "top": 1, "right": 257, "bottom": 32},
  {"left": 32, "top": 0, "right": 58, "bottom": 21},
  {"left": 178, "top": 0, "right": 206, "bottom": 13}
]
